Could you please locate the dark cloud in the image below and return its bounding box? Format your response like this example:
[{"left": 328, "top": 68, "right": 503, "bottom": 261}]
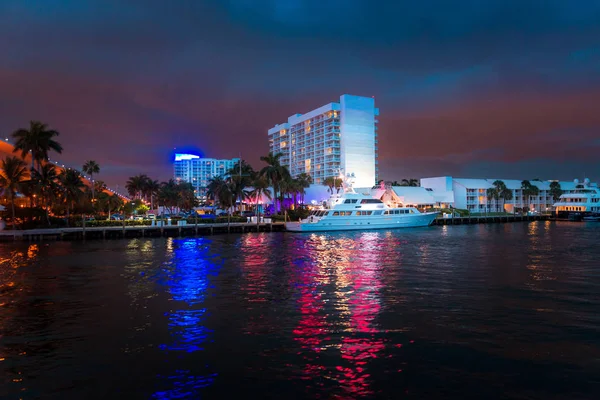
[{"left": 0, "top": 0, "right": 599, "bottom": 186}]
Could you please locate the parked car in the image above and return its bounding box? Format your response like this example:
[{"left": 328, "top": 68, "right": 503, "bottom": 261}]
[{"left": 110, "top": 214, "right": 123, "bottom": 220}]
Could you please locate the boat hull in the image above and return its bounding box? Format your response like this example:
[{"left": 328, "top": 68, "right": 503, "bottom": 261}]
[{"left": 285, "top": 212, "right": 438, "bottom": 232}]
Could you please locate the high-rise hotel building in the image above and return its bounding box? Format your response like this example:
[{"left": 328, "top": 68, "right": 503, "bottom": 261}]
[
  {"left": 268, "top": 94, "right": 379, "bottom": 188},
  {"left": 173, "top": 154, "right": 240, "bottom": 198}
]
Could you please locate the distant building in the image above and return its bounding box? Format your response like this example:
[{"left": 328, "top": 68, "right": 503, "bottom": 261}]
[
  {"left": 268, "top": 94, "right": 379, "bottom": 188},
  {"left": 420, "top": 176, "right": 597, "bottom": 212},
  {"left": 173, "top": 154, "right": 240, "bottom": 198}
]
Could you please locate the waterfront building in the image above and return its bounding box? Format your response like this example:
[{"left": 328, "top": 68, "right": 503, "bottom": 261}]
[
  {"left": 420, "top": 176, "right": 598, "bottom": 213},
  {"left": 268, "top": 94, "right": 379, "bottom": 188},
  {"left": 173, "top": 154, "right": 240, "bottom": 198},
  {"left": 354, "top": 185, "right": 454, "bottom": 210}
]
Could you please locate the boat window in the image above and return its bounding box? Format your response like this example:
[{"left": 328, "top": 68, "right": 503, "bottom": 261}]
[
  {"left": 333, "top": 211, "right": 339, "bottom": 216},
  {"left": 384, "top": 210, "right": 389, "bottom": 215},
  {"left": 352, "top": 199, "right": 358, "bottom": 203},
  {"left": 373, "top": 211, "right": 383, "bottom": 215},
  {"left": 360, "top": 199, "right": 383, "bottom": 204},
  {"left": 344, "top": 199, "right": 352, "bottom": 204}
]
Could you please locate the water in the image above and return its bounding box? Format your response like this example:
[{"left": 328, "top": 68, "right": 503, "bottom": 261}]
[{"left": 1, "top": 221, "right": 599, "bottom": 399}]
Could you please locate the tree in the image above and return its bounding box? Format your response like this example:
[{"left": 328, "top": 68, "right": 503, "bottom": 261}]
[
  {"left": 0, "top": 156, "right": 29, "bottom": 230},
  {"left": 249, "top": 176, "right": 272, "bottom": 218},
  {"left": 486, "top": 187, "right": 497, "bottom": 214},
  {"left": 259, "top": 152, "right": 290, "bottom": 213},
  {"left": 177, "top": 181, "right": 198, "bottom": 211},
  {"left": 323, "top": 176, "right": 343, "bottom": 194},
  {"left": 59, "top": 169, "right": 85, "bottom": 224},
  {"left": 549, "top": 181, "right": 563, "bottom": 202},
  {"left": 521, "top": 180, "right": 540, "bottom": 213},
  {"left": 206, "top": 176, "right": 234, "bottom": 222},
  {"left": 93, "top": 180, "right": 106, "bottom": 194},
  {"left": 492, "top": 180, "right": 507, "bottom": 213},
  {"left": 107, "top": 194, "right": 123, "bottom": 219},
  {"left": 143, "top": 179, "right": 160, "bottom": 212},
  {"left": 323, "top": 176, "right": 336, "bottom": 194},
  {"left": 501, "top": 187, "right": 514, "bottom": 214},
  {"left": 31, "top": 163, "right": 59, "bottom": 225},
  {"left": 157, "top": 179, "right": 179, "bottom": 215},
  {"left": 12, "top": 121, "right": 63, "bottom": 171},
  {"left": 126, "top": 174, "right": 149, "bottom": 199},
  {"left": 227, "top": 160, "right": 255, "bottom": 212},
  {"left": 207, "top": 176, "right": 228, "bottom": 208},
  {"left": 295, "top": 173, "right": 312, "bottom": 205},
  {"left": 82, "top": 160, "right": 100, "bottom": 199}
]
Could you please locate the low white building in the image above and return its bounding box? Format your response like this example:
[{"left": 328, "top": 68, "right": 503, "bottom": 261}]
[
  {"left": 354, "top": 185, "right": 454, "bottom": 209},
  {"left": 421, "top": 176, "right": 594, "bottom": 213}
]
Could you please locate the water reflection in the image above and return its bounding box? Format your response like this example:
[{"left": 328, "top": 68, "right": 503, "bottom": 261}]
[
  {"left": 153, "top": 238, "right": 221, "bottom": 398},
  {"left": 290, "top": 232, "right": 386, "bottom": 397}
]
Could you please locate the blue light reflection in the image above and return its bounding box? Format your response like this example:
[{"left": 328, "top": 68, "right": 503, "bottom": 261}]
[{"left": 153, "top": 238, "right": 222, "bottom": 399}]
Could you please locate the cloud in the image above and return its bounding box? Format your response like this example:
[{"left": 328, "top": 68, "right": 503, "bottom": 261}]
[{"left": 0, "top": 0, "right": 599, "bottom": 185}]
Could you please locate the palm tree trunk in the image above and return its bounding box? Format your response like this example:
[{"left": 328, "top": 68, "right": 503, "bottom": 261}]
[
  {"left": 45, "top": 196, "right": 51, "bottom": 227},
  {"left": 91, "top": 173, "right": 95, "bottom": 199},
  {"left": 66, "top": 204, "right": 70, "bottom": 227},
  {"left": 10, "top": 193, "right": 16, "bottom": 232}
]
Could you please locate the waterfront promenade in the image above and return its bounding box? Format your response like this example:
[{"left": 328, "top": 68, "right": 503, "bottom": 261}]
[{"left": 0, "top": 222, "right": 286, "bottom": 241}]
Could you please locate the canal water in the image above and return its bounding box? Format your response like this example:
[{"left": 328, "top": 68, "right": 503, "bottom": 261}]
[{"left": 1, "top": 222, "right": 599, "bottom": 399}]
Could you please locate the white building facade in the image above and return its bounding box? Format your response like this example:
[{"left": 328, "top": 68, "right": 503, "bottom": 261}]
[
  {"left": 268, "top": 94, "right": 379, "bottom": 188},
  {"left": 420, "top": 176, "right": 595, "bottom": 213},
  {"left": 173, "top": 154, "right": 240, "bottom": 198}
]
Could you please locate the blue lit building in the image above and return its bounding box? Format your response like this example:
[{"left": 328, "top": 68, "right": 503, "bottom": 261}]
[
  {"left": 173, "top": 154, "right": 240, "bottom": 198},
  {"left": 268, "top": 94, "right": 379, "bottom": 188}
]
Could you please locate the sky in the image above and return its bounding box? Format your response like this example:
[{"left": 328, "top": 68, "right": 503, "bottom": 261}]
[{"left": 1, "top": 0, "right": 599, "bottom": 187}]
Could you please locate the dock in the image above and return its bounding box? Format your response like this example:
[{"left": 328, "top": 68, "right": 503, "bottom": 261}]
[
  {"left": 432, "top": 214, "right": 550, "bottom": 225},
  {"left": 0, "top": 222, "right": 286, "bottom": 242}
]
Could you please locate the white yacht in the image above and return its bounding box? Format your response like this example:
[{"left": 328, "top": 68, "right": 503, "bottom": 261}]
[
  {"left": 285, "top": 192, "right": 438, "bottom": 232},
  {"left": 553, "top": 178, "right": 600, "bottom": 220}
]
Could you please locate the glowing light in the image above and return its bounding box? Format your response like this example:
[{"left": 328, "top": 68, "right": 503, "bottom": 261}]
[{"left": 174, "top": 153, "right": 200, "bottom": 161}]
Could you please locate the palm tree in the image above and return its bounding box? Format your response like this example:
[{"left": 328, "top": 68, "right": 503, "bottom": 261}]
[
  {"left": 492, "top": 180, "right": 507, "bottom": 213},
  {"left": 12, "top": 121, "right": 63, "bottom": 171},
  {"left": 520, "top": 180, "right": 540, "bottom": 213},
  {"left": 144, "top": 179, "right": 160, "bottom": 212},
  {"left": 226, "top": 160, "right": 256, "bottom": 212},
  {"left": 107, "top": 193, "right": 123, "bottom": 219},
  {"left": 501, "top": 187, "right": 514, "bottom": 214},
  {"left": 259, "top": 152, "right": 290, "bottom": 213},
  {"left": 59, "top": 169, "right": 84, "bottom": 225},
  {"left": 31, "top": 163, "right": 59, "bottom": 225},
  {"left": 249, "top": 176, "right": 272, "bottom": 218},
  {"left": 206, "top": 176, "right": 227, "bottom": 208},
  {"left": 82, "top": 160, "right": 100, "bottom": 199},
  {"left": 334, "top": 177, "right": 344, "bottom": 193},
  {"left": 549, "top": 181, "right": 563, "bottom": 203},
  {"left": 125, "top": 174, "right": 148, "bottom": 199},
  {"left": 295, "top": 173, "right": 312, "bottom": 205},
  {"left": 206, "top": 176, "right": 234, "bottom": 221},
  {"left": 0, "top": 156, "right": 29, "bottom": 230},
  {"left": 486, "top": 187, "right": 497, "bottom": 214},
  {"left": 323, "top": 176, "right": 336, "bottom": 194}
]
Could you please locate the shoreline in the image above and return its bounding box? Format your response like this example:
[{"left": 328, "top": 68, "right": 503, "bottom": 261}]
[{"left": 0, "top": 214, "right": 555, "bottom": 242}]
